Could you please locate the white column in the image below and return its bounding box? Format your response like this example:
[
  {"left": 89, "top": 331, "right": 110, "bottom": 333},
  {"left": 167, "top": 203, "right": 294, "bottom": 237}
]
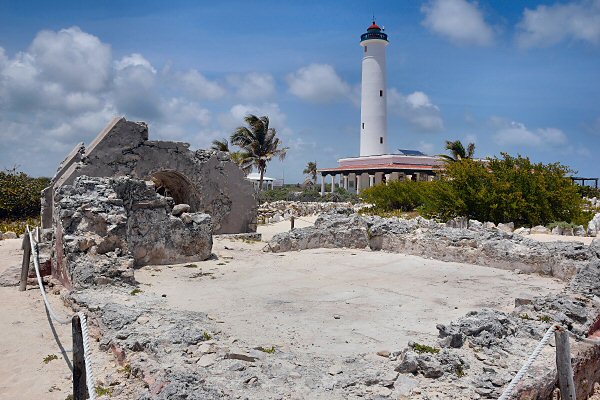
[
  {"left": 331, "top": 174, "right": 336, "bottom": 193},
  {"left": 369, "top": 174, "right": 375, "bottom": 188},
  {"left": 321, "top": 174, "right": 326, "bottom": 196},
  {"left": 343, "top": 175, "right": 349, "bottom": 190},
  {"left": 356, "top": 173, "right": 362, "bottom": 194},
  {"left": 405, "top": 174, "right": 412, "bottom": 181},
  {"left": 385, "top": 173, "right": 391, "bottom": 185}
]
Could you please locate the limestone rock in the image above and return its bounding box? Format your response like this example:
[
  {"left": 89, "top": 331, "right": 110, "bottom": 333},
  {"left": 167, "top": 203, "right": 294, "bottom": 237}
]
[
  {"left": 496, "top": 222, "right": 514, "bottom": 233},
  {"left": 3, "top": 231, "right": 17, "bottom": 239},
  {"left": 514, "top": 227, "right": 530, "bottom": 235},
  {"left": 172, "top": 204, "right": 190, "bottom": 216},
  {"left": 573, "top": 225, "right": 586, "bottom": 237},
  {"left": 53, "top": 176, "right": 212, "bottom": 288},
  {"left": 530, "top": 225, "right": 550, "bottom": 235}
]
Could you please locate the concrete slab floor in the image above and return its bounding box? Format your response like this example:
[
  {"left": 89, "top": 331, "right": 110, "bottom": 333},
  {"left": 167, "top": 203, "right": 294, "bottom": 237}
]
[{"left": 135, "top": 237, "right": 564, "bottom": 358}]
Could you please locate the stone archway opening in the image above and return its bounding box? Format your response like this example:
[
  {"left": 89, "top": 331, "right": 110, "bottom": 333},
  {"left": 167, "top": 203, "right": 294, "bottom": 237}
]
[{"left": 151, "top": 170, "right": 200, "bottom": 210}]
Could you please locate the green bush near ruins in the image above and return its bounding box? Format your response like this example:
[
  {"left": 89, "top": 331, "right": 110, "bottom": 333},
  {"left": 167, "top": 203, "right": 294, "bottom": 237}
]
[
  {"left": 258, "top": 186, "right": 359, "bottom": 204},
  {"left": 362, "top": 153, "right": 588, "bottom": 227},
  {"left": 0, "top": 168, "right": 50, "bottom": 234}
]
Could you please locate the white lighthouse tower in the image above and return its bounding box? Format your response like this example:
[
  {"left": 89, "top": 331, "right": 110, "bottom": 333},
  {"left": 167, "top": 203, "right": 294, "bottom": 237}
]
[{"left": 359, "top": 21, "right": 389, "bottom": 156}]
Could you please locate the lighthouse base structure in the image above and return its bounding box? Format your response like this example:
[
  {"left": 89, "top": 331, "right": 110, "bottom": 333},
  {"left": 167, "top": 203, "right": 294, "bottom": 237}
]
[{"left": 318, "top": 152, "right": 443, "bottom": 195}]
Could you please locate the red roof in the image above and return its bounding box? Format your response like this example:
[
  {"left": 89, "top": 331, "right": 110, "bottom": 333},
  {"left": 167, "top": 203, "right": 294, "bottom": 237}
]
[
  {"left": 368, "top": 22, "right": 381, "bottom": 30},
  {"left": 318, "top": 163, "right": 441, "bottom": 173}
]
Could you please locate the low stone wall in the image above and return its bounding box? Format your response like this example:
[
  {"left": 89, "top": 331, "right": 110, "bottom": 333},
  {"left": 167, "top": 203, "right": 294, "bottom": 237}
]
[
  {"left": 266, "top": 212, "right": 600, "bottom": 281},
  {"left": 257, "top": 201, "right": 359, "bottom": 223},
  {"left": 53, "top": 176, "right": 213, "bottom": 288}
]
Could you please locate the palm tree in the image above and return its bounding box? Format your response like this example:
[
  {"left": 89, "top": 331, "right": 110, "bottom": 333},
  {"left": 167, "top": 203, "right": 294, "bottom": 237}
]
[
  {"left": 439, "top": 140, "right": 475, "bottom": 162},
  {"left": 303, "top": 161, "right": 318, "bottom": 184},
  {"left": 211, "top": 138, "right": 230, "bottom": 152},
  {"left": 231, "top": 114, "right": 288, "bottom": 191}
]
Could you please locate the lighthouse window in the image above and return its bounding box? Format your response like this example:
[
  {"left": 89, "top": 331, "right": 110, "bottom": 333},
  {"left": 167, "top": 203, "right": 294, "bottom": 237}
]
[
  {"left": 362, "top": 122, "right": 364, "bottom": 129},
  {"left": 364, "top": 46, "right": 367, "bottom": 53},
  {"left": 380, "top": 90, "right": 383, "bottom": 97},
  {"left": 380, "top": 137, "right": 383, "bottom": 144}
]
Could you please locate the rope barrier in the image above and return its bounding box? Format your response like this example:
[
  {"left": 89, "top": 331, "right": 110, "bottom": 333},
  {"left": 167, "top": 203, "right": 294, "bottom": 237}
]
[
  {"left": 27, "top": 227, "right": 97, "bottom": 400},
  {"left": 497, "top": 324, "right": 558, "bottom": 400},
  {"left": 497, "top": 324, "right": 600, "bottom": 400}
]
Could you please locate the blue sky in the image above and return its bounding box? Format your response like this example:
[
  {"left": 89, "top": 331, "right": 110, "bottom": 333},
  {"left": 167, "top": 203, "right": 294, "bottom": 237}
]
[{"left": 0, "top": 0, "right": 599, "bottom": 183}]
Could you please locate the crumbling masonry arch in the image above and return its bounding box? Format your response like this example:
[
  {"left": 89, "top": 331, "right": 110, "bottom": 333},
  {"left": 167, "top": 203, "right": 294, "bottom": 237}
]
[{"left": 151, "top": 170, "right": 200, "bottom": 211}]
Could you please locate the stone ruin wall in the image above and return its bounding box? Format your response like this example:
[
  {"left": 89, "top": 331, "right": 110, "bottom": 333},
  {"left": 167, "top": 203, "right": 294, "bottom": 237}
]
[
  {"left": 42, "top": 117, "right": 257, "bottom": 288},
  {"left": 53, "top": 175, "right": 214, "bottom": 289},
  {"left": 42, "top": 117, "right": 257, "bottom": 234}
]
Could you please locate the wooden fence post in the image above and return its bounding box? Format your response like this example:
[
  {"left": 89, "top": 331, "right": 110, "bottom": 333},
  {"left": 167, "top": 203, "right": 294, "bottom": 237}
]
[
  {"left": 290, "top": 216, "right": 295, "bottom": 231},
  {"left": 72, "top": 315, "right": 89, "bottom": 399},
  {"left": 19, "top": 233, "right": 31, "bottom": 292},
  {"left": 555, "top": 326, "right": 576, "bottom": 400}
]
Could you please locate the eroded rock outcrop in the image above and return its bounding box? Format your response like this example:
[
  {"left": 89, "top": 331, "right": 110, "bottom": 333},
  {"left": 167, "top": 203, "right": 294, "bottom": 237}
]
[{"left": 53, "top": 176, "right": 212, "bottom": 288}]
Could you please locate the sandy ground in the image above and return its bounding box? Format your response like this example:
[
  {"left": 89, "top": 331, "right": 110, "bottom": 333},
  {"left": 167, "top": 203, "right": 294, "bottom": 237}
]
[
  {"left": 0, "top": 238, "right": 74, "bottom": 399},
  {"left": 0, "top": 239, "right": 112, "bottom": 400},
  {"left": 528, "top": 233, "right": 596, "bottom": 245},
  {"left": 0, "top": 219, "right": 588, "bottom": 399},
  {"left": 136, "top": 219, "right": 565, "bottom": 358}
]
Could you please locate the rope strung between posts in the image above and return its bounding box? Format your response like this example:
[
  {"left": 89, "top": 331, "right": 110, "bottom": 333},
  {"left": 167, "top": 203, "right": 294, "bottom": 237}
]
[
  {"left": 27, "top": 227, "right": 97, "bottom": 400},
  {"left": 497, "top": 324, "right": 558, "bottom": 400},
  {"left": 497, "top": 323, "right": 600, "bottom": 400}
]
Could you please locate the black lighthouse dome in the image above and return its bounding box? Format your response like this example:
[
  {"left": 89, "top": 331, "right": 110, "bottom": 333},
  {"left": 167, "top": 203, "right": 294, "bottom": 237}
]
[{"left": 360, "top": 21, "right": 388, "bottom": 42}]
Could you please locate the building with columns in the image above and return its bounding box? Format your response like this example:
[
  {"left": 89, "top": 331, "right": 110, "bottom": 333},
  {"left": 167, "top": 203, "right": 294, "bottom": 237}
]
[{"left": 318, "top": 21, "right": 443, "bottom": 195}]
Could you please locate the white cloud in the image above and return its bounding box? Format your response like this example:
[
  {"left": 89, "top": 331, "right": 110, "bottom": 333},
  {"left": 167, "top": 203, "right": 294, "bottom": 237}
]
[
  {"left": 113, "top": 54, "right": 160, "bottom": 120},
  {"left": 286, "top": 63, "right": 350, "bottom": 103},
  {"left": 492, "top": 119, "right": 568, "bottom": 147},
  {"left": 517, "top": 0, "right": 600, "bottom": 48},
  {"left": 29, "top": 27, "right": 112, "bottom": 92},
  {"left": 227, "top": 72, "right": 276, "bottom": 100},
  {"left": 417, "top": 141, "right": 435, "bottom": 154},
  {"left": 421, "top": 0, "right": 494, "bottom": 46},
  {"left": 388, "top": 88, "right": 444, "bottom": 132},
  {"left": 176, "top": 69, "right": 226, "bottom": 99},
  {"left": 0, "top": 26, "right": 241, "bottom": 176},
  {"left": 114, "top": 53, "right": 157, "bottom": 73},
  {"left": 219, "top": 102, "right": 287, "bottom": 132}
]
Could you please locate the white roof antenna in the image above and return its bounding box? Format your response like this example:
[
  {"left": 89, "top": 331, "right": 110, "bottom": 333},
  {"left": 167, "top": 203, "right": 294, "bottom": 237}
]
[{"left": 382, "top": 26, "right": 385, "bottom": 31}]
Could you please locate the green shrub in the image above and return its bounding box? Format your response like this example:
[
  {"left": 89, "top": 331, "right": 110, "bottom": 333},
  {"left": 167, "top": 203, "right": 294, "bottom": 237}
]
[
  {"left": 360, "top": 180, "right": 432, "bottom": 212},
  {"left": 359, "top": 154, "right": 586, "bottom": 227},
  {"left": 257, "top": 186, "right": 359, "bottom": 204},
  {"left": 577, "top": 185, "right": 600, "bottom": 199},
  {"left": 0, "top": 168, "right": 50, "bottom": 220},
  {"left": 420, "top": 154, "right": 585, "bottom": 226}
]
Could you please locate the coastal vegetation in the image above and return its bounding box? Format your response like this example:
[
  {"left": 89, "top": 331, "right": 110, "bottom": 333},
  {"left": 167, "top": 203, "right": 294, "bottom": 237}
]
[
  {"left": 361, "top": 153, "right": 591, "bottom": 227},
  {"left": 257, "top": 185, "right": 359, "bottom": 204},
  {"left": 0, "top": 168, "right": 49, "bottom": 235},
  {"left": 438, "top": 139, "right": 476, "bottom": 163},
  {"left": 303, "top": 161, "right": 318, "bottom": 184},
  {"left": 231, "top": 114, "right": 288, "bottom": 191}
]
